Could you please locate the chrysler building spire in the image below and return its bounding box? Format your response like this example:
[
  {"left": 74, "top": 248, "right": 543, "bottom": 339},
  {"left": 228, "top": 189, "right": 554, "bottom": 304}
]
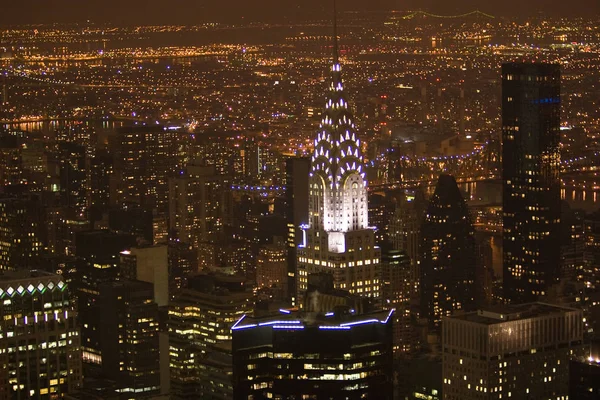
[
  {"left": 298, "top": 1, "right": 380, "bottom": 307},
  {"left": 309, "top": 0, "right": 368, "bottom": 234}
]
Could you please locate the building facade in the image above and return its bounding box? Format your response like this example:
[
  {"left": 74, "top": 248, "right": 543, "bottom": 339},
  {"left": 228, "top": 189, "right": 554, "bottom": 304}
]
[
  {"left": 442, "top": 303, "right": 585, "bottom": 400},
  {"left": 0, "top": 271, "right": 82, "bottom": 399},
  {"left": 502, "top": 63, "right": 561, "bottom": 303},
  {"left": 169, "top": 273, "right": 252, "bottom": 400}
]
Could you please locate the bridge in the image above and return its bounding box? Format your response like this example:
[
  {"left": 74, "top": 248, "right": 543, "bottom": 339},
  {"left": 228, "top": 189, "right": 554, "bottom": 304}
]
[{"left": 402, "top": 10, "right": 495, "bottom": 20}]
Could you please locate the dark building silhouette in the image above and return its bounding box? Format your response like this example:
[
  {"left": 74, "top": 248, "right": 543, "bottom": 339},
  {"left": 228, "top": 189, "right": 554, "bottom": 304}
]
[
  {"left": 584, "top": 210, "right": 600, "bottom": 290},
  {"left": 502, "top": 62, "right": 561, "bottom": 303},
  {"left": 73, "top": 230, "right": 137, "bottom": 374},
  {"left": 420, "top": 174, "right": 477, "bottom": 330},
  {"left": 569, "top": 341, "right": 600, "bottom": 400},
  {"left": 284, "top": 156, "right": 309, "bottom": 305},
  {"left": 232, "top": 309, "right": 394, "bottom": 400},
  {"left": 0, "top": 195, "right": 44, "bottom": 271},
  {"left": 97, "top": 280, "right": 161, "bottom": 395}
]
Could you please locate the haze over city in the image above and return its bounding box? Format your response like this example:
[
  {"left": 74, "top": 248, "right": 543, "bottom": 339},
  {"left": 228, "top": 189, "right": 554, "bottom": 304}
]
[{"left": 0, "top": 1, "right": 599, "bottom": 399}]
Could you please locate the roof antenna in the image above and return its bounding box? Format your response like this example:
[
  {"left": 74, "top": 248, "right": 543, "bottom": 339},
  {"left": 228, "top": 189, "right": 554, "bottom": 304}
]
[{"left": 333, "top": 0, "right": 339, "bottom": 64}]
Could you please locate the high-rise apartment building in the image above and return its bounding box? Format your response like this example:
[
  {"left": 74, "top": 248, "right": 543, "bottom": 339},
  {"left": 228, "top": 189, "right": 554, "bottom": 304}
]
[
  {"left": 0, "top": 271, "right": 82, "bottom": 399},
  {"left": 297, "top": 33, "right": 380, "bottom": 304},
  {"left": 232, "top": 309, "right": 394, "bottom": 399},
  {"left": 116, "top": 125, "right": 180, "bottom": 215},
  {"left": 169, "top": 273, "right": 252, "bottom": 399},
  {"left": 502, "top": 63, "right": 561, "bottom": 303},
  {"left": 442, "top": 303, "right": 585, "bottom": 400},
  {"left": 168, "top": 164, "right": 228, "bottom": 250},
  {"left": 420, "top": 174, "right": 478, "bottom": 330}
]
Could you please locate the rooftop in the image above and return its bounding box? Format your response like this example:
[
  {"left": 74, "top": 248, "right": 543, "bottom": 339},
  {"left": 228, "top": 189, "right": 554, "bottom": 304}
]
[
  {"left": 449, "top": 302, "right": 579, "bottom": 325},
  {"left": 232, "top": 308, "right": 394, "bottom": 332}
]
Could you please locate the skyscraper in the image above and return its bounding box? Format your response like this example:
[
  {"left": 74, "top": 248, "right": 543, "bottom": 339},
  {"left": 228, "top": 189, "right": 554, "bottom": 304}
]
[
  {"left": 168, "top": 164, "right": 228, "bottom": 256},
  {"left": 96, "top": 280, "right": 161, "bottom": 396},
  {"left": 0, "top": 270, "right": 82, "bottom": 398},
  {"left": 297, "top": 18, "right": 380, "bottom": 303},
  {"left": 116, "top": 125, "right": 180, "bottom": 215},
  {"left": 285, "top": 156, "right": 310, "bottom": 305},
  {"left": 502, "top": 63, "right": 561, "bottom": 303},
  {"left": 381, "top": 247, "right": 415, "bottom": 356},
  {"left": 420, "top": 174, "right": 477, "bottom": 330},
  {"left": 232, "top": 309, "right": 394, "bottom": 400}
]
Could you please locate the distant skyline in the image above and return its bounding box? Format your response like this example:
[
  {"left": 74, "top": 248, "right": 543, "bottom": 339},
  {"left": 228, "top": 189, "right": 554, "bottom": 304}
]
[{"left": 1, "top": 0, "right": 599, "bottom": 25}]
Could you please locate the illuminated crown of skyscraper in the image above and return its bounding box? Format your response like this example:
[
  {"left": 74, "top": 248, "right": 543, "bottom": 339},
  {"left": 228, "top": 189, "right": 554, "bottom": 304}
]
[{"left": 309, "top": 0, "right": 368, "bottom": 233}]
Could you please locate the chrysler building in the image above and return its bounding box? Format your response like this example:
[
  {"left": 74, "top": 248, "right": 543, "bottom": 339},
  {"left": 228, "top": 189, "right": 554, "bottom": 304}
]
[{"left": 297, "top": 10, "right": 381, "bottom": 305}]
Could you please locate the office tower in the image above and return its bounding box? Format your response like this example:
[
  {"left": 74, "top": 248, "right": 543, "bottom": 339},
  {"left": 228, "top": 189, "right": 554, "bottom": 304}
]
[
  {"left": 583, "top": 210, "right": 600, "bottom": 290},
  {"left": 442, "top": 303, "right": 585, "bottom": 400},
  {"left": 74, "top": 230, "right": 137, "bottom": 370},
  {"left": 0, "top": 271, "right": 82, "bottom": 398},
  {"left": 284, "top": 156, "right": 310, "bottom": 305},
  {"left": 169, "top": 273, "right": 252, "bottom": 399},
  {"left": 420, "top": 174, "right": 477, "bottom": 330},
  {"left": 569, "top": 342, "right": 600, "bottom": 400},
  {"left": 256, "top": 237, "right": 288, "bottom": 300},
  {"left": 502, "top": 63, "right": 561, "bottom": 303},
  {"left": 0, "top": 196, "right": 43, "bottom": 271},
  {"left": 116, "top": 125, "right": 180, "bottom": 215},
  {"left": 120, "top": 245, "right": 168, "bottom": 307},
  {"left": 168, "top": 164, "right": 228, "bottom": 250},
  {"left": 96, "top": 280, "right": 160, "bottom": 396},
  {"left": 232, "top": 308, "right": 394, "bottom": 399},
  {"left": 297, "top": 25, "right": 381, "bottom": 304},
  {"left": 381, "top": 247, "right": 415, "bottom": 357}
]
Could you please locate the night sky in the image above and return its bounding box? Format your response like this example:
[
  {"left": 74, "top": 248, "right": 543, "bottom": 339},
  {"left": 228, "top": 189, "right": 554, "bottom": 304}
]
[{"left": 1, "top": 0, "right": 599, "bottom": 25}]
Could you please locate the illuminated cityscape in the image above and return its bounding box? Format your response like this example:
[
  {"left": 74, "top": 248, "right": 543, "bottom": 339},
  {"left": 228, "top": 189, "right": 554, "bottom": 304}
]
[{"left": 0, "top": 2, "right": 600, "bottom": 399}]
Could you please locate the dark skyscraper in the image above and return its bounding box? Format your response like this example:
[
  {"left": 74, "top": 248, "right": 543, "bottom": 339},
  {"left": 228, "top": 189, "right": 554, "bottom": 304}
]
[
  {"left": 420, "top": 174, "right": 477, "bottom": 330},
  {"left": 232, "top": 309, "right": 394, "bottom": 400},
  {"left": 284, "top": 156, "right": 309, "bottom": 305},
  {"left": 502, "top": 63, "right": 561, "bottom": 303}
]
